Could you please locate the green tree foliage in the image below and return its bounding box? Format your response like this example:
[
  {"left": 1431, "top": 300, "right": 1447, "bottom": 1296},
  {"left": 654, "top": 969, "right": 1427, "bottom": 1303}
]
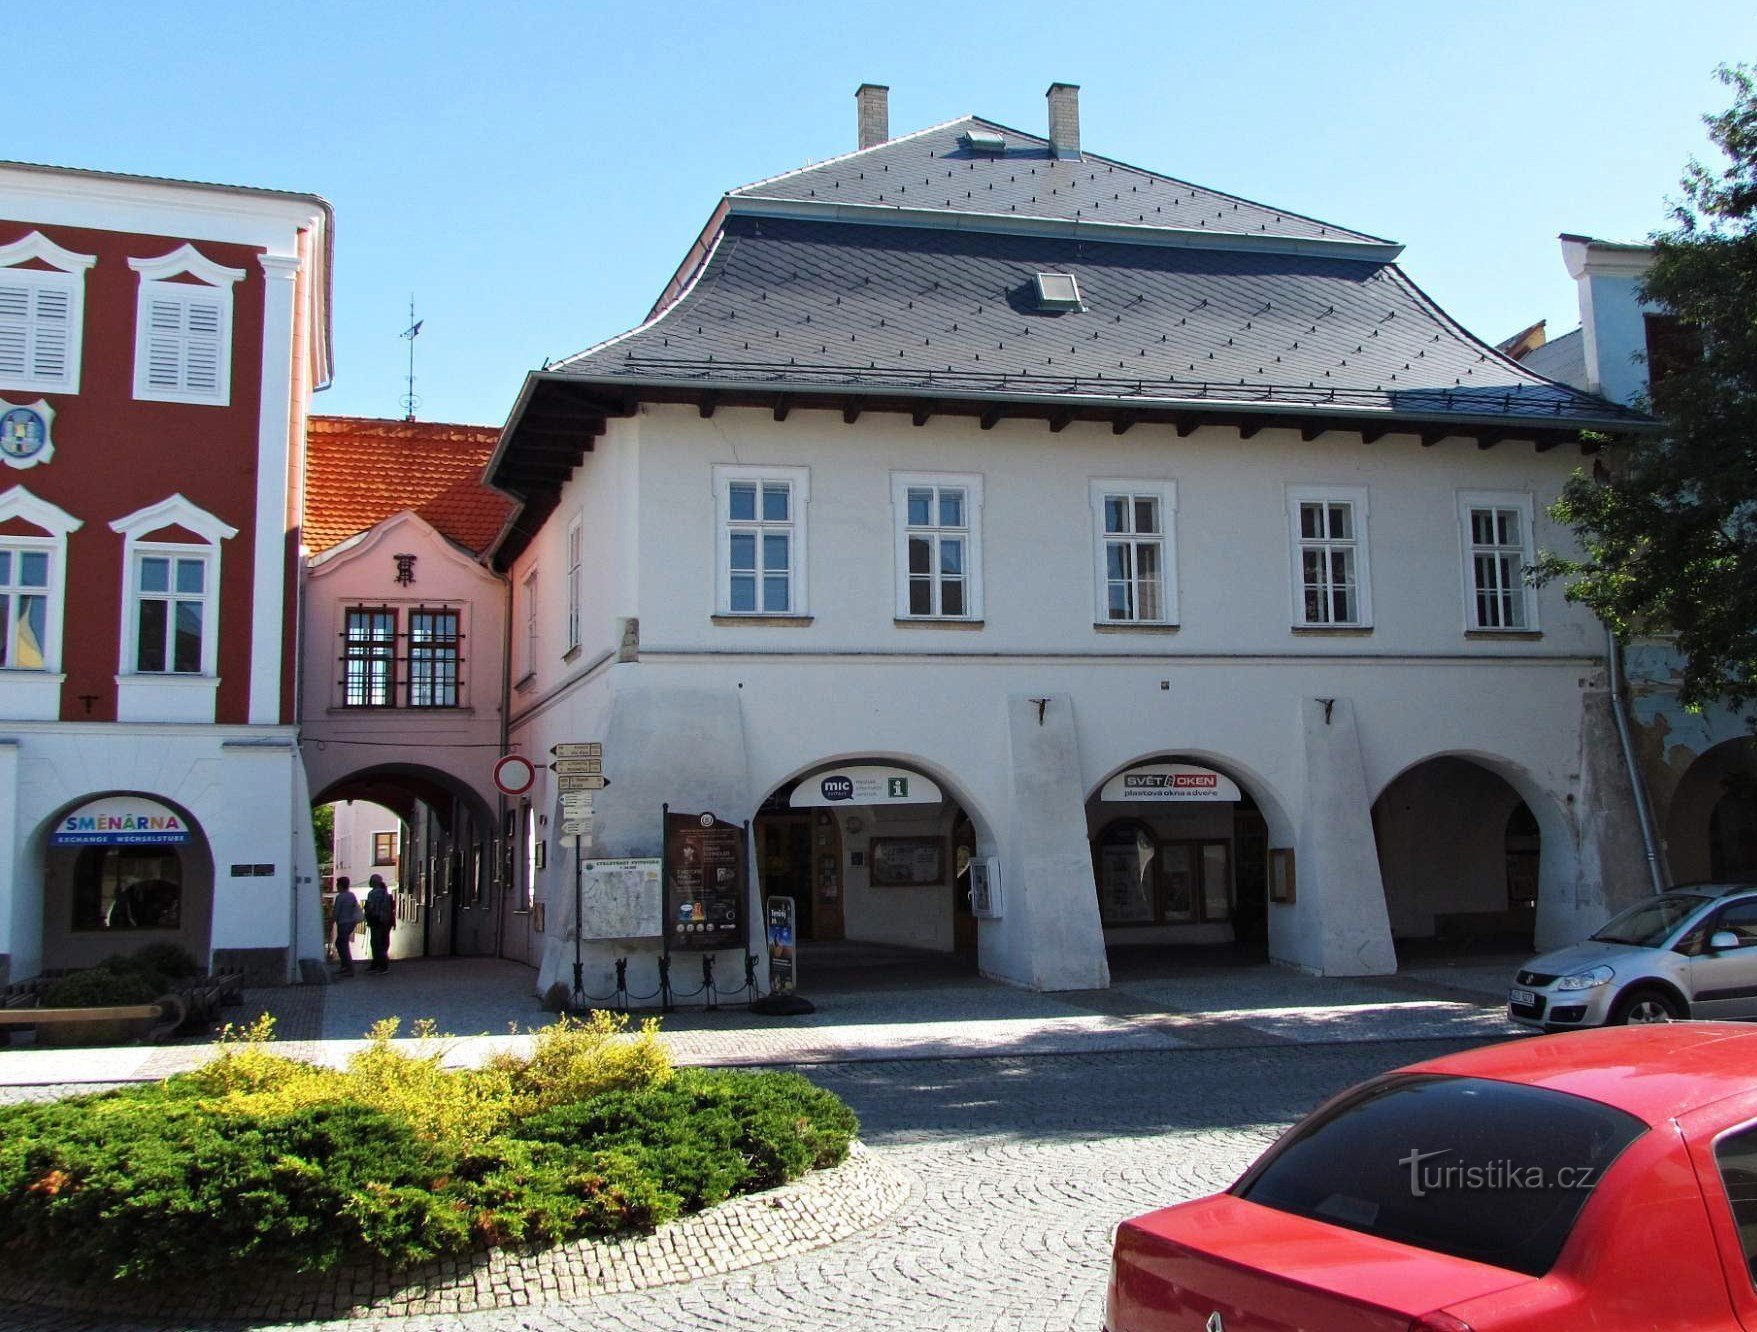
[{"left": 1539, "top": 65, "right": 1757, "bottom": 710}]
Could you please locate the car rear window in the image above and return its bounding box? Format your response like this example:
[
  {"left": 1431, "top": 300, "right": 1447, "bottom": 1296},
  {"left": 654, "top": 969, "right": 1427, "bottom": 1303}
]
[
  {"left": 1715, "top": 1123, "right": 1757, "bottom": 1287},
  {"left": 1235, "top": 1074, "right": 1646, "bottom": 1277}
]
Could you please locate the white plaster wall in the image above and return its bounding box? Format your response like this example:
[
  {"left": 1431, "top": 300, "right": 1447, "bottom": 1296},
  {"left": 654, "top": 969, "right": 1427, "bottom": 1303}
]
[
  {"left": 330, "top": 799, "right": 402, "bottom": 889},
  {"left": 628, "top": 404, "right": 1600, "bottom": 658},
  {"left": 0, "top": 723, "right": 305, "bottom": 978},
  {"left": 500, "top": 401, "right": 1620, "bottom": 988},
  {"left": 838, "top": 803, "right": 956, "bottom": 953}
]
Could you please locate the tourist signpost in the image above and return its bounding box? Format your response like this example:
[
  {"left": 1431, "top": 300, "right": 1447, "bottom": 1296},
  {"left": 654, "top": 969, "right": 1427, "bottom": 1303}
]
[{"left": 554, "top": 742, "right": 608, "bottom": 1007}]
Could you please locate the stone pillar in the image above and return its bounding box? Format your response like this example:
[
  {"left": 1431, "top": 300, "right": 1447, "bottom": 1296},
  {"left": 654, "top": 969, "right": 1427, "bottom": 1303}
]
[
  {"left": 989, "top": 692, "right": 1108, "bottom": 991},
  {"left": 1278, "top": 697, "right": 1396, "bottom": 975}
]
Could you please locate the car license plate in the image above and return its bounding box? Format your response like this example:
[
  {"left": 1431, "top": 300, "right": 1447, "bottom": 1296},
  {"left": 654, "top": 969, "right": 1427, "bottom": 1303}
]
[{"left": 1509, "top": 987, "right": 1536, "bottom": 1007}]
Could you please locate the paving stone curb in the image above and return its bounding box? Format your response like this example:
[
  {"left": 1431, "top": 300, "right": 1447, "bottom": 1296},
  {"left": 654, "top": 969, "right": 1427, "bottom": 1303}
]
[{"left": 0, "top": 1143, "right": 908, "bottom": 1323}]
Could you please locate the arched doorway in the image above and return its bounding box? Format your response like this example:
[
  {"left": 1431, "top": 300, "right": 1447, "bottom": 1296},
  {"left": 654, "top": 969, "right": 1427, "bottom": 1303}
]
[
  {"left": 1665, "top": 737, "right": 1757, "bottom": 883},
  {"left": 1084, "top": 755, "right": 1273, "bottom": 975},
  {"left": 39, "top": 793, "right": 215, "bottom": 973},
  {"left": 312, "top": 764, "right": 500, "bottom": 964},
  {"left": 1372, "top": 756, "right": 1542, "bottom": 960},
  {"left": 752, "top": 759, "right": 988, "bottom": 986}
]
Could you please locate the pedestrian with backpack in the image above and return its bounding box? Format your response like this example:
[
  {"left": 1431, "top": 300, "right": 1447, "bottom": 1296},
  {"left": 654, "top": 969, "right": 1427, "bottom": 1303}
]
[
  {"left": 331, "top": 877, "right": 362, "bottom": 977},
  {"left": 364, "top": 874, "right": 395, "bottom": 973}
]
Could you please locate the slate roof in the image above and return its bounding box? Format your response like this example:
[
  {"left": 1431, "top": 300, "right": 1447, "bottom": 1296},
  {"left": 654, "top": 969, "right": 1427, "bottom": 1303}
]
[
  {"left": 728, "top": 116, "right": 1390, "bottom": 246},
  {"left": 550, "top": 214, "right": 1628, "bottom": 426},
  {"left": 305, "top": 416, "right": 512, "bottom": 557}
]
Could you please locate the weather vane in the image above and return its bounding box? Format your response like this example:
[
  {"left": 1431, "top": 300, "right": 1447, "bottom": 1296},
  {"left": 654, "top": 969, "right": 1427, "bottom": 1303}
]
[{"left": 400, "top": 296, "right": 423, "bottom": 421}]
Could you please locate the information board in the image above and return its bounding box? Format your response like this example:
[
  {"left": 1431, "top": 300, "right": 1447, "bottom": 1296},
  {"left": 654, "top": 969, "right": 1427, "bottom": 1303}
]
[
  {"left": 664, "top": 811, "right": 749, "bottom": 952},
  {"left": 579, "top": 858, "right": 664, "bottom": 941}
]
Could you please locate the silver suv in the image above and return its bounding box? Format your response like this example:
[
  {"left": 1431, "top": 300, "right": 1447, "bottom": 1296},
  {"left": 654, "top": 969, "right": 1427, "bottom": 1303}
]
[{"left": 1509, "top": 882, "right": 1757, "bottom": 1031}]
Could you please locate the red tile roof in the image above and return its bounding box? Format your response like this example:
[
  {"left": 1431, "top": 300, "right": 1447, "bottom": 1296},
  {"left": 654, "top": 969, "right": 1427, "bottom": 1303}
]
[{"left": 305, "top": 416, "right": 513, "bottom": 557}]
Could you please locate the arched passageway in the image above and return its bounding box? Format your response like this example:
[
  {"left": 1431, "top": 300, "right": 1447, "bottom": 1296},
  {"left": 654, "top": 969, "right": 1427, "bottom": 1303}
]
[
  {"left": 313, "top": 764, "right": 502, "bottom": 966},
  {"left": 1665, "top": 737, "right": 1757, "bottom": 883},
  {"left": 1372, "top": 756, "right": 1542, "bottom": 960},
  {"left": 1084, "top": 755, "right": 1274, "bottom": 978},
  {"left": 752, "top": 759, "right": 989, "bottom": 988}
]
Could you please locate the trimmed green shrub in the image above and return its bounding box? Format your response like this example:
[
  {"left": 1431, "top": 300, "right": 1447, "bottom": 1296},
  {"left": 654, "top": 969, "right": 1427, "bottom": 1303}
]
[
  {"left": 0, "top": 1020, "right": 860, "bottom": 1285},
  {"left": 126, "top": 943, "right": 203, "bottom": 981},
  {"left": 39, "top": 967, "right": 162, "bottom": 1008}
]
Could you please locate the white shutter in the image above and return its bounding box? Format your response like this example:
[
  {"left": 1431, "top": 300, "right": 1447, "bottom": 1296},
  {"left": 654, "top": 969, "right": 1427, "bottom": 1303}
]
[
  {"left": 29, "top": 287, "right": 69, "bottom": 384},
  {"left": 0, "top": 283, "right": 27, "bottom": 379},
  {"left": 145, "top": 297, "right": 186, "bottom": 392},
  {"left": 183, "top": 298, "right": 223, "bottom": 396}
]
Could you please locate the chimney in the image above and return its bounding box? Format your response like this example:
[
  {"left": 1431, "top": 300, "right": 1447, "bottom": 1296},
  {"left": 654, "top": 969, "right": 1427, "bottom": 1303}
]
[
  {"left": 856, "top": 83, "right": 890, "bottom": 150},
  {"left": 1046, "top": 82, "right": 1081, "bottom": 160}
]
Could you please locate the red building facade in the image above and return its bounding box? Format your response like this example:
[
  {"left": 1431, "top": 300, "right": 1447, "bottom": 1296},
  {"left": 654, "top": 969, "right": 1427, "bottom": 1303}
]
[{"left": 0, "top": 162, "right": 331, "bottom": 983}]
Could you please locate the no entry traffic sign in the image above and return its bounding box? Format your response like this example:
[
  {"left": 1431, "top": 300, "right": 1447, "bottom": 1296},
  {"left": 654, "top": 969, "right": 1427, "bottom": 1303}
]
[{"left": 493, "top": 754, "right": 536, "bottom": 796}]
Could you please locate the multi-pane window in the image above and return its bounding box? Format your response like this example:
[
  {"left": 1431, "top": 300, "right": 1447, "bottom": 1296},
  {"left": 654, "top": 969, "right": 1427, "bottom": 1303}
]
[
  {"left": 1288, "top": 487, "right": 1371, "bottom": 628},
  {"left": 0, "top": 546, "right": 50, "bottom": 669},
  {"left": 522, "top": 571, "right": 539, "bottom": 679},
  {"left": 900, "top": 480, "right": 977, "bottom": 618},
  {"left": 1461, "top": 494, "right": 1536, "bottom": 631},
  {"left": 714, "top": 466, "right": 809, "bottom": 617},
  {"left": 1090, "top": 480, "right": 1176, "bottom": 627},
  {"left": 408, "top": 609, "right": 460, "bottom": 708},
  {"left": 373, "top": 831, "right": 398, "bottom": 866},
  {"left": 565, "top": 517, "right": 582, "bottom": 651},
  {"left": 342, "top": 608, "right": 397, "bottom": 706},
  {"left": 729, "top": 480, "right": 793, "bottom": 613},
  {"left": 133, "top": 551, "right": 210, "bottom": 674},
  {"left": 1096, "top": 488, "right": 1171, "bottom": 623}
]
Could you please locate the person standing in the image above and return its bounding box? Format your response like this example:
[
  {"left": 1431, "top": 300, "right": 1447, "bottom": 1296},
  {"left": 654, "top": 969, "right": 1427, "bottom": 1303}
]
[
  {"left": 331, "top": 877, "right": 362, "bottom": 977},
  {"left": 364, "top": 874, "right": 395, "bottom": 974}
]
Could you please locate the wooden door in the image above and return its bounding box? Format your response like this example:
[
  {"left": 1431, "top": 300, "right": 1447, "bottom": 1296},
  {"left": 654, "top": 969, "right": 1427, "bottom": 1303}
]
[{"left": 812, "top": 812, "right": 845, "bottom": 941}]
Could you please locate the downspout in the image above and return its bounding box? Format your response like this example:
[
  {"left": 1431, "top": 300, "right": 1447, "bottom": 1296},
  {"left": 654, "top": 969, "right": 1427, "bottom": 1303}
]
[
  {"left": 495, "top": 559, "right": 515, "bottom": 958},
  {"left": 1605, "top": 623, "right": 1667, "bottom": 893}
]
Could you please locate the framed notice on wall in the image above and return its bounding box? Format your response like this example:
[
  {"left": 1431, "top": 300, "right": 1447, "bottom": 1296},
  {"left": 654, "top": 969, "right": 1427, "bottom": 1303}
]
[
  {"left": 1269, "top": 848, "right": 1296, "bottom": 905},
  {"left": 869, "top": 836, "right": 945, "bottom": 887}
]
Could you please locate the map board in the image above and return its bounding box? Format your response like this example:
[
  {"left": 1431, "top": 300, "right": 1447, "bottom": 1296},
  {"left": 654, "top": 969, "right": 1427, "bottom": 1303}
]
[{"left": 579, "top": 858, "right": 664, "bottom": 941}]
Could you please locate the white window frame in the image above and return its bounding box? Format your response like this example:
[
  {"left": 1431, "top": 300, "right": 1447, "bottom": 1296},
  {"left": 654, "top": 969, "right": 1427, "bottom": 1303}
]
[
  {"left": 128, "top": 244, "right": 245, "bottom": 406},
  {"left": 1459, "top": 490, "right": 1539, "bottom": 632},
  {"left": 521, "top": 569, "right": 539, "bottom": 683},
  {"left": 1089, "top": 479, "right": 1178, "bottom": 626},
  {"left": 1286, "top": 485, "right": 1372, "bottom": 629},
  {"left": 892, "top": 472, "right": 983, "bottom": 621},
  {"left": 110, "top": 494, "right": 237, "bottom": 680},
  {"left": 713, "top": 464, "right": 810, "bottom": 617},
  {"left": 0, "top": 232, "right": 95, "bottom": 395},
  {"left": 0, "top": 485, "right": 80, "bottom": 679},
  {"left": 565, "top": 515, "right": 583, "bottom": 652}
]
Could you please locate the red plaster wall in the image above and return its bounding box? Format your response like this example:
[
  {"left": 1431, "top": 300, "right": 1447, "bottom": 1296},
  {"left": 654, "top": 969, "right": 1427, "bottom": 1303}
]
[{"left": 0, "top": 221, "right": 271, "bottom": 723}]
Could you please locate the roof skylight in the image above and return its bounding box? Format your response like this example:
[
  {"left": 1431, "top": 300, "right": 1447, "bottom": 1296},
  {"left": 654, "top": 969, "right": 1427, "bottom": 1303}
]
[
  {"left": 1033, "top": 271, "right": 1083, "bottom": 311},
  {"left": 960, "top": 130, "right": 1007, "bottom": 154}
]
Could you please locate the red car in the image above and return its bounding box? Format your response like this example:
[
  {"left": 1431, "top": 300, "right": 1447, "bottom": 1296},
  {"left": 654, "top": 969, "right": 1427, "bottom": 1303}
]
[{"left": 1108, "top": 1024, "right": 1757, "bottom": 1330}]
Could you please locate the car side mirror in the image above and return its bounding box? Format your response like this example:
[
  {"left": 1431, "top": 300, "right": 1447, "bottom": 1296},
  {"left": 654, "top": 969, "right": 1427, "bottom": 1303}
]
[{"left": 1710, "top": 930, "right": 1742, "bottom": 951}]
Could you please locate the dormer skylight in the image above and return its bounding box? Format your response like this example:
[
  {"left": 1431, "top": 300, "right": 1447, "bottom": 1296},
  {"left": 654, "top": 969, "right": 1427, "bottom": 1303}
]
[
  {"left": 1033, "top": 271, "right": 1083, "bottom": 312},
  {"left": 959, "top": 129, "right": 1007, "bottom": 154}
]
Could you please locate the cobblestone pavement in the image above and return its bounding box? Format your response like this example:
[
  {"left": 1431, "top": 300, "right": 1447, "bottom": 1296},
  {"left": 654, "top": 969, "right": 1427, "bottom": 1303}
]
[{"left": 0, "top": 1037, "right": 1501, "bottom": 1332}]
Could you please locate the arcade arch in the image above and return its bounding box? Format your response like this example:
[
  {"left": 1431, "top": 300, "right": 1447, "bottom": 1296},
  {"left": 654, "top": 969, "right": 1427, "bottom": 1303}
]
[
  {"left": 312, "top": 763, "right": 502, "bottom": 963},
  {"left": 1084, "top": 753, "right": 1286, "bottom": 969},
  {"left": 1371, "top": 753, "right": 1560, "bottom": 958},
  {"left": 1664, "top": 736, "right": 1757, "bottom": 883},
  {"left": 751, "top": 756, "right": 992, "bottom": 982}
]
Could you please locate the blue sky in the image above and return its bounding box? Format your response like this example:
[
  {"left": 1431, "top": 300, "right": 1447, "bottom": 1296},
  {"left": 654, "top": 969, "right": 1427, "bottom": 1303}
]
[{"left": 21, "top": 1, "right": 1754, "bottom": 427}]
